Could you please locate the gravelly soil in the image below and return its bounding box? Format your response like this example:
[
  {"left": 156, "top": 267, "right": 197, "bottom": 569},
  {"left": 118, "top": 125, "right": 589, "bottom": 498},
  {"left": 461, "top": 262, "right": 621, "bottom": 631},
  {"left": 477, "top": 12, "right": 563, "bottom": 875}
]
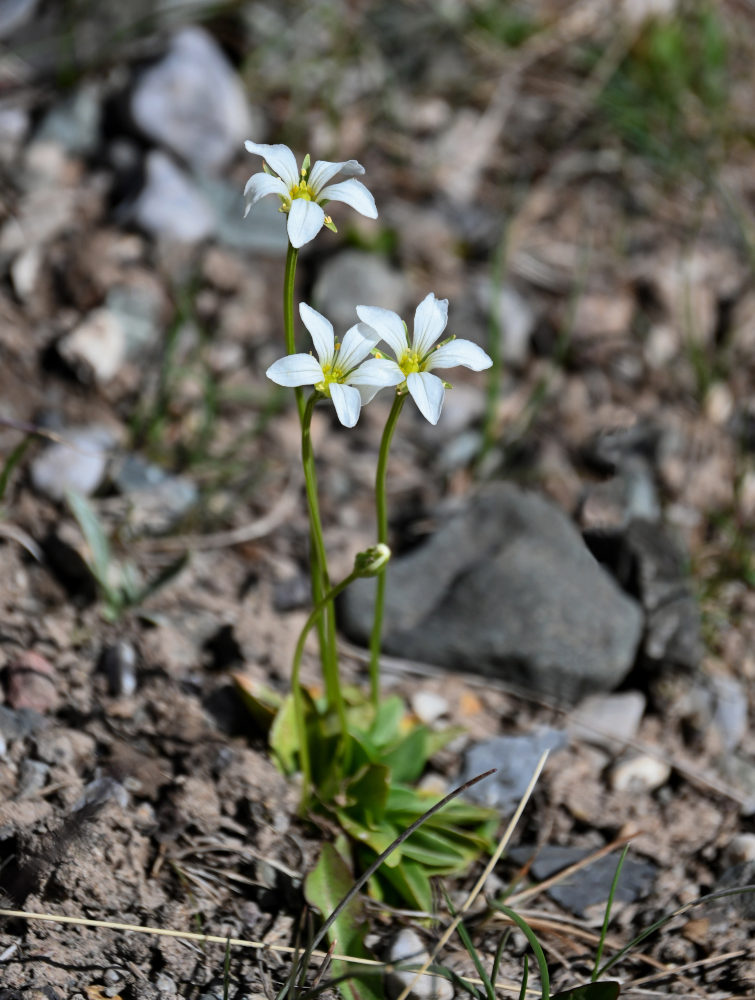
[{"left": 1, "top": 2, "right": 755, "bottom": 999}]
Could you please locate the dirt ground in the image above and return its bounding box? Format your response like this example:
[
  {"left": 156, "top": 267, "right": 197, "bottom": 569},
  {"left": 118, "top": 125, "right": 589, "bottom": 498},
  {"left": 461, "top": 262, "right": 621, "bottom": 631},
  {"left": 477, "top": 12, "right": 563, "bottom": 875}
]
[{"left": 1, "top": 2, "right": 755, "bottom": 998}]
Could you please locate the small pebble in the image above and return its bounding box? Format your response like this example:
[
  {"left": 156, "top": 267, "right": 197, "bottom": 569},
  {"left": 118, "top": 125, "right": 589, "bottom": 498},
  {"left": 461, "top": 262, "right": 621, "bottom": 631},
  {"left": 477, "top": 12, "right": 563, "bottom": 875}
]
[
  {"left": 568, "top": 690, "right": 646, "bottom": 750},
  {"left": 5, "top": 650, "right": 60, "bottom": 713},
  {"left": 17, "top": 758, "right": 49, "bottom": 797},
  {"left": 610, "top": 753, "right": 671, "bottom": 793},
  {"left": 386, "top": 928, "right": 453, "bottom": 1000},
  {"left": 100, "top": 640, "right": 138, "bottom": 697},
  {"left": 410, "top": 690, "right": 449, "bottom": 725},
  {"left": 722, "top": 833, "right": 755, "bottom": 867}
]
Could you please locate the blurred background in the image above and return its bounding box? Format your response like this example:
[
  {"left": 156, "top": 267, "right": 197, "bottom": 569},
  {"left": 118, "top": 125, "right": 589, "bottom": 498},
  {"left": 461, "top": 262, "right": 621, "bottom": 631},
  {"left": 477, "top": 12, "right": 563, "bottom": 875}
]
[{"left": 0, "top": 0, "right": 753, "bottom": 664}]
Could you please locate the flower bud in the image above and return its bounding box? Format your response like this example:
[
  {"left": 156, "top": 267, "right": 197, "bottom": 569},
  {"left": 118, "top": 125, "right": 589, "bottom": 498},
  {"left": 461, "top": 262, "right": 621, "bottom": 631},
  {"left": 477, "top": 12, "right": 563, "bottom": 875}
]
[{"left": 353, "top": 543, "right": 391, "bottom": 577}]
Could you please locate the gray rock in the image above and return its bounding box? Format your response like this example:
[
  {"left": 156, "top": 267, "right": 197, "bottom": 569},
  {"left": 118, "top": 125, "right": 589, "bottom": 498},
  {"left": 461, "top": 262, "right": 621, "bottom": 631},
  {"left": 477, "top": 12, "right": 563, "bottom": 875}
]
[
  {"left": 623, "top": 520, "right": 701, "bottom": 671},
  {"left": 0, "top": 0, "right": 38, "bottom": 39},
  {"left": 0, "top": 704, "right": 45, "bottom": 743},
  {"left": 578, "top": 457, "right": 661, "bottom": 532},
  {"left": 460, "top": 728, "right": 567, "bottom": 811},
  {"left": 199, "top": 174, "right": 287, "bottom": 254},
  {"left": 31, "top": 425, "right": 115, "bottom": 500},
  {"left": 132, "top": 151, "right": 215, "bottom": 243},
  {"left": 17, "top": 758, "right": 49, "bottom": 797},
  {"left": 0, "top": 105, "right": 31, "bottom": 162},
  {"left": 35, "top": 82, "right": 101, "bottom": 157},
  {"left": 339, "top": 483, "right": 644, "bottom": 703},
  {"left": 476, "top": 280, "right": 536, "bottom": 367},
  {"left": 105, "top": 284, "right": 163, "bottom": 358},
  {"left": 568, "top": 691, "right": 646, "bottom": 750},
  {"left": 130, "top": 26, "right": 257, "bottom": 175},
  {"left": 507, "top": 844, "right": 656, "bottom": 917},
  {"left": 313, "top": 251, "right": 409, "bottom": 332},
  {"left": 710, "top": 675, "right": 748, "bottom": 753},
  {"left": 111, "top": 454, "right": 198, "bottom": 533}
]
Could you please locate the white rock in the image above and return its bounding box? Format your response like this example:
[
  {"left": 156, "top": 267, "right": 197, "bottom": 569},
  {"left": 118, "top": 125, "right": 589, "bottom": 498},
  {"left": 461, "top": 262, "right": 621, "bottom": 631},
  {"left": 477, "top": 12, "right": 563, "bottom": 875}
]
[
  {"left": 610, "top": 754, "right": 671, "bottom": 794},
  {"left": 31, "top": 426, "right": 115, "bottom": 501},
  {"left": 476, "top": 280, "right": 535, "bottom": 366},
  {"left": 722, "top": 833, "right": 755, "bottom": 866},
  {"left": 58, "top": 308, "right": 127, "bottom": 383},
  {"left": 569, "top": 691, "right": 646, "bottom": 750},
  {"left": 387, "top": 929, "right": 453, "bottom": 1000},
  {"left": 10, "top": 245, "right": 41, "bottom": 299},
  {"left": 132, "top": 151, "right": 215, "bottom": 243},
  {"left": 410, "top": 690, "right": 449, "bottom": 725},
  {"left": 131, "top": 26, "right": 256, "bottom": 175}
]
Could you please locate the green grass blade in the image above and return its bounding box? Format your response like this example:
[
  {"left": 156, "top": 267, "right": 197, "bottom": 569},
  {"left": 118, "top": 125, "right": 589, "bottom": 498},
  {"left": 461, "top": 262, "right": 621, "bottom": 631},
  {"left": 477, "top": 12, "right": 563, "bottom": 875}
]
[
  {"left": 592, "top": 845, "right": 628, "bottom": 981},
  {"left": 517, "top": 954, "right": 528, "bottom": 1000},
  {"left": 491, "top": 902, "right": 549, "bottom": 1000},
  {"left": 0, "top": 436, "right": 31, "bottom": 503}
]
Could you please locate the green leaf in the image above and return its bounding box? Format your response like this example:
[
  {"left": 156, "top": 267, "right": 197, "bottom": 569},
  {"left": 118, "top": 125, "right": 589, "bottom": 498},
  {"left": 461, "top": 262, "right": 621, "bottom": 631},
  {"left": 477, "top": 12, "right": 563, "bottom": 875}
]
[
  {"left": 0, "top": 435, "right": 31, "bottom": 503},
  {"left": 304, "top": 843, "right": 384, "bottom": 1000},
  {"left": 367, "top": 695, "right": 405, "bottom": 746},
  {"left": 334, "top": 809, "right": 400, "bottom": 863},
  {"left": 551, "top": 984, "right": 620, "bottom": 1000},
  {"left": 377, "top": 856, "right": 433, "bottom": 913},
  {"left": 66, "top": 489, "right": 112, "bottom": 592},
  {"left": 269, "top": 692, "right": 302, "bottom": 774},
  {"left": 399, "top": 827, "right": 470, "bottom": 872},
  {"left": 232, "top": 674, "right": 283, "bottom": 732},
  {"left": 380, "top": 725, "right": 430, "bottom": 784},
  {"left": 133, "top": 550, "right": 189, "bottom": 606}
]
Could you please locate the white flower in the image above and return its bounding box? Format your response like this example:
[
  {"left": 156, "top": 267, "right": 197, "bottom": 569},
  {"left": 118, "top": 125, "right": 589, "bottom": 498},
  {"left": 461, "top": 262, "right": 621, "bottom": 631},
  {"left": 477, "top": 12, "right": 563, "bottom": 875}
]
[
  {"left": 266, "top": 303, "right": 398, "bottom": 427},
  {"left": 355, "top": 293, "right": 492, "bottom": 425},
  {"left": 243, "top": 142, "right": 377, "bottom": 248}
]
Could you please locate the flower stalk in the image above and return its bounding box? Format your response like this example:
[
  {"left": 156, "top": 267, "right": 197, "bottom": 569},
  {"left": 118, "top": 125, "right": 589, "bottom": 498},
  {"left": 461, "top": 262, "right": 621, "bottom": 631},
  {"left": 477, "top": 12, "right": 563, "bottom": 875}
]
[
  {"left": 292, "top": 544, "right": 391, "bottom": 809},
  {"left": 301, "top": 393, "right": 341, "bottom": 721},
  {"left": 368, "top": 391, "right": 406, "bottom": 708}
]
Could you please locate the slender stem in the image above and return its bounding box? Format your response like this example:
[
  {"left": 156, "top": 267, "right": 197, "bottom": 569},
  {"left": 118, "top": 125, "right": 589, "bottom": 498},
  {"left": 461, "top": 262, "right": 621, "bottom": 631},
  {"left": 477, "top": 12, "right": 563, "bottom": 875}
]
[
  {"left": 368, "top": 392, "right": 406, "bottom": 707},
  {"left": 301, "top": 394, "right": 346, "bottom": 730},
  {"left": 292, "top": 567, "right": 364, "bottom": 811},
  {"left": 283, "top": 240, "right": 329, "bottom": 669}
]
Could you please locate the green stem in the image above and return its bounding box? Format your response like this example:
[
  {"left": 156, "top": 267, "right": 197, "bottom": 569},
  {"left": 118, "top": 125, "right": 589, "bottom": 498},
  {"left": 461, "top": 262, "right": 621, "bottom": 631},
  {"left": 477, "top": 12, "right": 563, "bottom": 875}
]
[
  {"left": 292, "top": 566, "right": 364, "bottom": 811},
  {"left": 301, "top": 394, "right": 345, "bottom": 729},
  {"left": 368, "top": 392, "right": 406, "bottom": 707},
  {"left": 283, "top": 240, "right": 330, "bottom": 670}
]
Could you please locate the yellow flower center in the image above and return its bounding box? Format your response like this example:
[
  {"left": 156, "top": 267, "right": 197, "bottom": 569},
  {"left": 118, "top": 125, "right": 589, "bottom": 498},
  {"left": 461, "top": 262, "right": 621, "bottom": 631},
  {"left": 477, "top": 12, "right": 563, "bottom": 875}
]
[
  {"left": 290, "top": 179, "right": 316, "bottom": 201},
  {"left": 315, "top": 359, "right": 345, "bottom": 396},
  {"left": 399, "top": 349, "right": 423, "bottom": 375}
]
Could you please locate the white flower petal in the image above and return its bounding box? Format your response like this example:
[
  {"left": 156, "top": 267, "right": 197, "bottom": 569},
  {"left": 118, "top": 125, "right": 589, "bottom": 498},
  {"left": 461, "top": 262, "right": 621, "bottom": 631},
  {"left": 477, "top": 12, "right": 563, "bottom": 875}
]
[
  {"left": 329, "top": 382, "right": 362, "bottom": 427},
  {"left": 266, "top": 354, "right": 324, "bottom": 387},
  {"left": 244, "top": 141, "right": 299, "bottom": 189},
  {"left": 348, "top": 357, "right": 404, "bottom": 388},
  {"left": 356, "top": 383, "right": 385, "bottom": 405},
  {"left": 319, "top": 178, "right": 377, "bottom": 219},
  {"left": 412, "top": 293, "right": 448, "bottom": 357},
  {"left": 355, "top": 306, "right": 408, "bottom": 359},
  {"left": 243, "top": 172, "right": 288, "bottom": 215},
  {"left": 287, "top": 199, "right": 325, "bottom": 248},
  {"left": 338, "top": 323, "right": 381, "bottom": 372},
  {"left": 407, "top": 371, "right": 445, "bottom": 425},
  {"left": 426, "top": 339, "right": 493, "bottom": 372},
  {"left": 299, "top": 303, "right": 335, "bottom": 365},
  {"left": 308, "top": 158, "right": 365, "bottom": 193}
]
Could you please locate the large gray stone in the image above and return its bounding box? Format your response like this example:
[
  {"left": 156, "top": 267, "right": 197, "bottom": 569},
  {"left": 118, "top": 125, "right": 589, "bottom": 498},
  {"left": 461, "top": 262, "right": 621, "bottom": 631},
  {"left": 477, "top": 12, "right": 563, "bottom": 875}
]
[
  {"left": 130, "top": 26, "right": 257, "bottom": 175},
  {"left": 338, "top": 483, "right": 644, "bottom": 703}
]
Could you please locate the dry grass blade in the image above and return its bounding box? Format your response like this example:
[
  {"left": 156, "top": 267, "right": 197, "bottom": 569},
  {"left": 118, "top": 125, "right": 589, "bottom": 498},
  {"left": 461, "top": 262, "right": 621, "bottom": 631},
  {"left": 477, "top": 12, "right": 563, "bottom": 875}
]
[{"left": 393, "top": 749, "right": 550, "bottom": 1000}]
